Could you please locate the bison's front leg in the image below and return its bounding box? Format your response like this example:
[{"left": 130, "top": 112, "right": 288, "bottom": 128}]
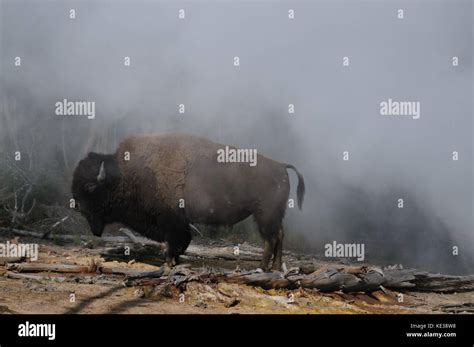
[{"left": 164, "top": 224, "right": 192, "bottom": 267}]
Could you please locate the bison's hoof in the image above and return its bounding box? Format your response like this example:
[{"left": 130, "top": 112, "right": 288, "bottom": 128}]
[
  {"left": 165, "top": 256, "right": 177, "bottom": 267},
  {"left": 160, "top": 263, "right": 173, "bottom": 275}
]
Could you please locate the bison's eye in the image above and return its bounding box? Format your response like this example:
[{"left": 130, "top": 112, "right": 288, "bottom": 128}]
[{"left": 84, "top": 182, "right": 98, "bottom": 193}]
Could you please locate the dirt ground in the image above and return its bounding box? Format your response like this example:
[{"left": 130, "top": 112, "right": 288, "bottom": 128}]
[{"left": 0, "top": 233, "right": 473, "bottom": 314}]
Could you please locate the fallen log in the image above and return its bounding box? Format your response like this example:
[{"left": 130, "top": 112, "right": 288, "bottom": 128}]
[
  {"left": 0, "top": 227, "right": 155, "bottom": 244},
  {"left": 7, "top": 262, "right": 93, "bottom": 273},
  {"left": 5, "top": 271, "right": 67, "bottom": 282},
  {"left": 224, "top": 271, "right": 292, "bottom": 289},
  {"left": 0, "top": 257, "right": 24, "bottom": 265},
  {"left": 386, "top": 270, "right": 474, "bottom": 293},
  {"left": 185, "top": 244, "right": 262, "bottom": 262},
  {"left": 148, "top": 267, "right": 474, "bottom": 294},
  {"left": 4, "top": 271, "right": 121, "bottom": 286},
  {"left": 221, "top": 267, "right": 387, "bottom": 292},
  {"left": 437, "top": 303, "right": 474, "bottom": 313},
  {"left": 5, "top": 261, "right": 165, "bottom": 278},
  {"left": 5, "top": 259, "right": 474, "bottom": 293},
  {"left": 1, "top": 227, "right": 45, "bottom": 239},
  {"left": 101, "top": 267, "right": 165, "bottom": 279},
  {"left": 119, "top": 228, "right": 162, "bottom": 246},
  {"left": 100, "top": 243, "right": 262, "bottom": 263}
]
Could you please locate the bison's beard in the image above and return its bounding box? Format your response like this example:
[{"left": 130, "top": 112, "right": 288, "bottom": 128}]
[{"left": 88, "top": 216, "right": 105, "bottom": 237}]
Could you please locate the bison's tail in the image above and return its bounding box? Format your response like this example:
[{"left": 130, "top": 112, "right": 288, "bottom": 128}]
[{"left": 285, "top": 164, "right": 305, "bottom": 210}]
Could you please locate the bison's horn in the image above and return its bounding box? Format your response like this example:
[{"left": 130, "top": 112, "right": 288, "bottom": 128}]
[{"left": 97, "top": 161, "right": 106, "bottom": 183}]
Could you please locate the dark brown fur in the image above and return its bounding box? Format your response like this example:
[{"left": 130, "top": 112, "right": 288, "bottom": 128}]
[{"left": 72, "top": 133, "right": 305, "bottom": 270}]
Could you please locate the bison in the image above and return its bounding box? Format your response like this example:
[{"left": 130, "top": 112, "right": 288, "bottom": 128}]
[{"left": 72, "top": 133, "right": 305, "bottom": 271}]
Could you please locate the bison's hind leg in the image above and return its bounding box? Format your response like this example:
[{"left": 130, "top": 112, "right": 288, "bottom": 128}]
[
  {"left": 271, "top": 227, "right": 284, "bottom": 271},
  {"left": 164, "top": 223, "right": 192, "bottom": 267},
  {"left": 254, "top": 214, "right": 285, "bottom": 272},
  {"left": 260, "top": 239, "right": 275, "bottom": 272},
  {"left": 254, "top": 196, "right": 287, "bottom": 271}
]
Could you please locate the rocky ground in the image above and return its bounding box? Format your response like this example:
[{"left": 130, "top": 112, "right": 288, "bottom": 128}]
[{"left": 0, "top": 230, "right": 473, "bottom": 314}]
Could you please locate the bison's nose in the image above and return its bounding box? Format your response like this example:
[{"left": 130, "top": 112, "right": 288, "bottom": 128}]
[{"left": 90, "top": 226, "right": 104, "bottom": 237}]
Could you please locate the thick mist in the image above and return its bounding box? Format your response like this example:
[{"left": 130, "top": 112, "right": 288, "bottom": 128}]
[{"left": 1, "top": 0, "right": 472, "bottom": 274}]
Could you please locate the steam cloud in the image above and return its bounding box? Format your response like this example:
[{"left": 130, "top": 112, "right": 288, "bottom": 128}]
[{"left": 1, "top": 0, "right": 472, "bottom": 274}]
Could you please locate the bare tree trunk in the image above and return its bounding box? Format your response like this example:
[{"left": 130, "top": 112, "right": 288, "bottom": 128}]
[
  {"left": 2, "top": 95, "right": 20, "bottom": 152},
  {"left": 61, "top": 118, "right": 70, "bottom": 172}
]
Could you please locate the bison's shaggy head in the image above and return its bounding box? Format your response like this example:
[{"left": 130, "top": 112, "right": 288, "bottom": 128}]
[{"left": 72, "top": 152, "right": 121, "bottom": 237}]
